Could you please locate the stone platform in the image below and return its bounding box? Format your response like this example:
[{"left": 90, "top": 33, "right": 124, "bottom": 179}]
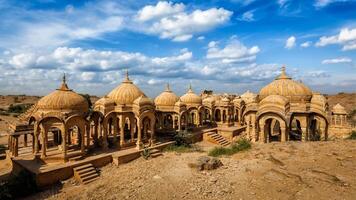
[{"left": 11, "top": 141, "right": 174, "bottom": 188}]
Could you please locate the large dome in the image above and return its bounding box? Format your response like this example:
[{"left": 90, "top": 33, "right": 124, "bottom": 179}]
[
  {"left": 259, "top": 67, "right": 312, "bottom": 102},
  {"left": 180, "top": 85, "right": 202, "bottom": 105},
  {"left": 107, "top": 71, "right": 144, "bottom": 105},
  {"left": 154, "top": 84, "right": 179, "bottom": 107},
  {"left": 37, "top": 76, "right": 89, "bottom": 112}
]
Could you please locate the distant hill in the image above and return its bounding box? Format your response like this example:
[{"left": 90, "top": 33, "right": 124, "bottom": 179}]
[{"left": 325, "top": 93, "right": 356, "bottom": 114}]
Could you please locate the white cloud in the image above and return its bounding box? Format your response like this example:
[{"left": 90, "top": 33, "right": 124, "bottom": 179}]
[
  {"left": 140, "top": 4, "right": 232, "bottom": 42},
  {"left": 278, "top": 0, "right": 290, "bottom": 7},
  {"left": 80, "top": 72, "right": 96, "bottom": 81},
  {"left": 300, "top": 41, "right": 311, "bottom": 48},
  {"left": 285, "top": 36, "right": 296, "bottom": 49},
  {"left": 316, "top": 28, "right": 356, "bottom": 51},
  {"left": 239, "top": 11, "right": 254, "bottom": 22},
  {"left": 136, "top": 1, "right": 185, "bottom": 22},
  {"left": 206, "top": 39, "right": 260, "bottom": 63},
  {"left": 197, "top": 36, "right": 205, "bottom": 41},
  {"left": 322, "top": 57, "right": 352, "bottom": 64},
  {"left": 314, "top": 0, "right": 349, "bottom": 8}
]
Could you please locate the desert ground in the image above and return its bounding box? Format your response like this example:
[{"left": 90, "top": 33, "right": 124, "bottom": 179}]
[
  {"left": 0, "top": 93, "right": 355, "bottom": 200},
  {"left": 22, "top": 140, "right": 356, "bottom": 200}
]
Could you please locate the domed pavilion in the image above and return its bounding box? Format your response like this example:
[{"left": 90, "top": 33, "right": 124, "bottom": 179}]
[
  {"left": 92, "top": 70, "right": 155, "bottom": 150},
  {"left": 180, "top": 84, "right": 204, "bottom": 128},
  {"left": 8, "top": 75, "right": 91, "bottom": 161},
  {"left": 242, "top": 66, "right": 329, "bottom": 143},
  {"left": 154, "top": 84, "right": 187, "bottom": 132}
]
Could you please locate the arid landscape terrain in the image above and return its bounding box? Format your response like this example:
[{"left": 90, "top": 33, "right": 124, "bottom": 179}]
[
  {"left": 0, "top": 93, "right": 355, "bottom": 200},
  {"left": 24, "top": 140, "right": 356, "bottom": 200}
]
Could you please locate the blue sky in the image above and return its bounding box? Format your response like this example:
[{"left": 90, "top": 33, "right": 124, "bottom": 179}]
[{"left": 0, "top": 0, "right": 355, "bottom": 97}]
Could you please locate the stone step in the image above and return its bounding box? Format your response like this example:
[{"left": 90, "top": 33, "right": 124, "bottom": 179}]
[
  {"left": 83, "top": 177, "right": 100, "bottom": 185},
  {"left": 73, "top": 163, "right": 100, "bottom": 185},
  {"left": 77, "top": 166, "right": 95, "bottom": 174},
  {"left": 82, "top": 173, "right": 99, "bottom": 182},
  {"left": 80, "top": 170, "right": 97, "bottom": 178},
  {"left": 150, "top": 149, "right": 162, "bottom": 158},
  {"left": 73, "top": 163, "right": 93, "bottom": 171}
]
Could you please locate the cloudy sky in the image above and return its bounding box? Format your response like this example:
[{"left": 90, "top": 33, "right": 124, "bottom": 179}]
[{"left": 0, "top": 0, "right": 355, "bottom": 97}]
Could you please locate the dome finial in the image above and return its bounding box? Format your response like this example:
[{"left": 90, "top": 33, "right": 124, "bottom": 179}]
[
  {"left": 59, "top": 73, "right": 70, "bottom": 91},
  {"left": 276, "top": 65, "right": 291, "bottom": 80},
  {"left": 165, "top": 83, "right": 171, "bottom": 91},
  {"left": 123, "top": 68, "right": 132, "bottom": 83},
  {"left": 188, "top": 83, "right": 193, "bottom": 93}
]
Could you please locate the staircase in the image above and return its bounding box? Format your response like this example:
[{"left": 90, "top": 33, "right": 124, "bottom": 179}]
[
  {"left": 18, "top": 104, "right": 37, "bottom": 122},
  {"left": 206, "top": 132, "right": 231, "bottom": 146},
  {"left": 150, "top": 149, "right": 163, "bottom": 158},
  {"left": 73, "top": 163, "right": 99, "bottom": 185}
]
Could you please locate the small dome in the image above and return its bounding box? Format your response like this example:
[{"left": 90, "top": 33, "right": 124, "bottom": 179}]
[
  {"left": 154, "top": 84, "right": 179, "bottom": 107},
  {"left": 107, "top": 71, "right": 144, "bottom": 105},
  {"left": 259, "top": 67, "right": 312, "bottom": 102},
  {"left": 260, "top": 95, "right": 289, "bottom": 106},
  {"left": 37, "top": 75, "right": 89, "bottom": 112},
  {"left": 311, "top": 93, "right": 327, "bottom": 105},
  {"left": 332, "top": 103, "right": 347, "bottom": 114},
  {"left": 180, "top": 85, "right": 202, "bottom": 105},
  {"left": 241, "top": 90, "right": 257, "bottom": 103},
  {"left": 96, "top": 96, "right": 115, "bottom": 106},
  {"left": 174, "top": 99, "right": 185, "bottom": 107},
  {"left": 203, "top": 96, "right": 216, "bottom": 104},
  {"left": 133, "top": 95, "right": 153, "bottom": 106},
  {"left": 233, "top": 97, "right": 242, "bottom": 104},
  {"left": 221, "top": 97, "right": 230, "bottom": 103}
]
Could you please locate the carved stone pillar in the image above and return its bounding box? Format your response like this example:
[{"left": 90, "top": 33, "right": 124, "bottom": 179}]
[
  {"left": 136, "top": 122, "right": 142, "bottom": 150},
  {"left": 120, "top": 116, "right": 125, "bottom": 146},
  {"left": 41, "top": 127, "right": 47, "bottom": 159},
  {"left": 86, "top": 124, "right": 90, "bottom": 147},
  {"left": 102, "top": 123, "right": 108, "bottom": 150},
  {"left": 62, "top": 127, "right": 67, "bottom": 162},
  {"left": 281, "top": 126, "right": 286, "bottom": 142},
  {"left": 113, "top": 116, "right": 118, "bottom": 143},
  {"left": 14, "top": 136, "right": 19, "bottom": 157},
  {"left": 130, "top": 119, "right": 135, "bottom": 143},
  {"left": 259, "top": 121, "right": 265, "bottom": 143},
  {"left": 150, "top": 120, "right": 155, "bottom": 147},
  {"left": 178, "top": 115, "right": 181, "bottom": 131}
]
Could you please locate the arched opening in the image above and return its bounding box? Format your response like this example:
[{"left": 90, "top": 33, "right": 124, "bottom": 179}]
[
  {"left": 215, "top": 109, "right": 221, "bottom": 122},
  {"left": 142, "top": 116, "right": 152, "bottom": 140},
  {"left": 235, "top": 109, "right": 239, "bottom": 122},
  {"left": 181, "top": 114, "right": 186, "bottom": 130},
  {"left": 309, "top": 119, "right": 321, "bottom": 141},
  {"left": 223, "top": 110, "right": 227, "bottom": 122},
  {"left": 289, "top": 119, "right": 302, "bottom": 141},
  {"left": 264, "top": 118, "right": 281, "bottom": 142}
]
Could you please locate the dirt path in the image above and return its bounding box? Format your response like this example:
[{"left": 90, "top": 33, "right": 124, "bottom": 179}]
[{"left": 26, "top": 140, "right": 356, "bottom": 200}]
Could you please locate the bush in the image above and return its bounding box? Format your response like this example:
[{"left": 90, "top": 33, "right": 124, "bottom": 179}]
[
  {"left": 0, "top": 170, "right": 38, "bottom": 199},
  {"left": 208, "top": 138, "right": 251, "bottom": 157},
  {"left": 164, "top": 144, "right": 203, "bottom": 153},
  {"left": 348, "top": 131, "right": 356, "bottom": 140},
  {"left": 7, "top": 104, "right": 32, "bottom": 114},
  {"left": 163, "top": 132, "right": 203, "bottom": 153}
]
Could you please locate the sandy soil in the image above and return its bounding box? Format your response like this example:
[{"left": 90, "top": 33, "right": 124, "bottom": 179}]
[{"left": 25, "top": 140, "right": 356, "bottom": 200}]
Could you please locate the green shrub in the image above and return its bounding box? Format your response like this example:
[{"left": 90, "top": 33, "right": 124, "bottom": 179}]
[
  {"left": 163, "top": 131, "right": 203, "bottom": 153},
  {"left": 141, "top": 146, "right": 151, "bottom": 159},
  {"left": 164, "top": 144, "right": 203, "bottom": 153},
  {"left": 7, "top": 104, "right": 32, "bottom": 114},
  {"left": 348, "top": 131, "right": 356, "bottom": 140},
  {"left": 208, "top": 138, "right": 251, "bottom": 157}
]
